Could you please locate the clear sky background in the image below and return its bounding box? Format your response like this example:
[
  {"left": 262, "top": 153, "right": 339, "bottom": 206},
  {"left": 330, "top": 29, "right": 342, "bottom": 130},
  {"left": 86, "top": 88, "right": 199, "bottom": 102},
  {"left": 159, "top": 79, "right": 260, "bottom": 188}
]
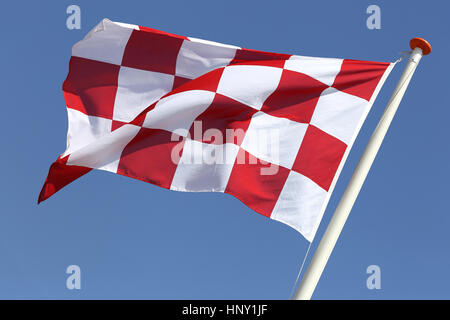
[{"left": 0, "top": 0, "right": 448, "bottom": 299}]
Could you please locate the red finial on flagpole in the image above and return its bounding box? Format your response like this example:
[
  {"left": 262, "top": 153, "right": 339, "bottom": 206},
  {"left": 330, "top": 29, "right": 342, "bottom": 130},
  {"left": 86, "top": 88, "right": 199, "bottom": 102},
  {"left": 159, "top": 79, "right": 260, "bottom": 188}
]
[{"left": 409, "top": 38, "right": 431, "bottom": 55}]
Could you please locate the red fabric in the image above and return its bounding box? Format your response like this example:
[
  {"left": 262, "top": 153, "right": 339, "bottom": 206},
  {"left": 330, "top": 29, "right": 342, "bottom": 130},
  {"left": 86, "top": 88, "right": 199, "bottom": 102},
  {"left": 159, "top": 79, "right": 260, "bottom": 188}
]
[
  {"left": 63, "top": 57, "right": 119, "bottom": 118},
  {"left": 189, "top": 93, "right": 257, "bottom": 145},
  {"left": 292, "top": 125, "right": 347, "bottom": 191},
  {"left": 117, "top": 128, "right": 185, "bottom": 189},
  {"left": 225, "top": 149, "right": 290, "bottom": 217},
  {"left": 333, "top": 59, "right": 390, "bottom": 101},
  {"left": 122, "top": 29, "right": 184, "bottom": 74},
  {"left": 262, "top": 69, "right": 328, "bottom": 123},
  {"left": 38, "top": 156, "right": 92, "bottom": 204}
]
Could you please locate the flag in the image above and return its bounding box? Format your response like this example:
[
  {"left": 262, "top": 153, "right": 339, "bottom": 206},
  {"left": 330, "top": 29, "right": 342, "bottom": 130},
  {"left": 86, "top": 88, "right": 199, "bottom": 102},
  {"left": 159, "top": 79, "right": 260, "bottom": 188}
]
[{"left": 39, "top": 18, "right": 394, "bottom": 241}]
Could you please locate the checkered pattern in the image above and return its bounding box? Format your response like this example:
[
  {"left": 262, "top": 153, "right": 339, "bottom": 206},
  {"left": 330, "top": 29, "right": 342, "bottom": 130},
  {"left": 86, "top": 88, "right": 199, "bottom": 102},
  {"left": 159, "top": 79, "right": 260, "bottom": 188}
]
[{"left": 39, "top": 18, "right": 394, "bottom": 241}]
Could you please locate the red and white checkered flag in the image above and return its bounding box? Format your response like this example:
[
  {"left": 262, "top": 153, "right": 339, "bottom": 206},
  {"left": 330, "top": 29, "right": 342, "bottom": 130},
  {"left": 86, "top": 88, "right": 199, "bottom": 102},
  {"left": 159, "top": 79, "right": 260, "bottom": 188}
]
[{"left": 39, "top": 19, "right": 394, "bottom": 241}]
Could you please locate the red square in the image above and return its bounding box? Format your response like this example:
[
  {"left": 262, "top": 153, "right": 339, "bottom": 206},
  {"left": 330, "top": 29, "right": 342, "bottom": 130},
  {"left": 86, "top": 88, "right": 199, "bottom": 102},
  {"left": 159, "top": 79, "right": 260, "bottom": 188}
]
[
  {"left": 111, "top": 120, "right": 127, "bottom": 131},
  {"left": 117, "top": 128, "right": 185, "bottom": 189},
  {"left": 38, "top": 155, "right": 92, "bottom": 204},
  {"left": 138, "top": 26, "right": 188, "bottom": 40},
  {"left": 262, "top": 69, "right": 328, "bottom": 123},
  {"left": 63, "top": 56, "right": 119, "bottom": 119},
  {"left": 225, "top": 149, "right": 290, "bottom": 217},
  {"left": 121, "top": 29, "right": 184, "bottom": 74},
  {"left": 170, "top": 67, "right": 224, "bottom": 96},
  {"left": 292, "top": 125, "right": 347, "bottom": 191},
  {"left": 231, "top": 48, "right": 290, "bottom": 67},
  {"left": 172, "top": 75, "right": 191, "bottom": 90},
  {"left": 189, "top": 93, "right": 257, "bottom": 145},
  {"left": 332, "top": 59, "right": 390, "bottom": 101}
]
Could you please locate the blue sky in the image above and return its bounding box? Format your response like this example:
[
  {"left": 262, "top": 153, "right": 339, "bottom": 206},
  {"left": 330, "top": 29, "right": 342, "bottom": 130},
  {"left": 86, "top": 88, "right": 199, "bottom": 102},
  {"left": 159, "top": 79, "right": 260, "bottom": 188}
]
[{"left": 1, "top": 0, "right": 448, "bottom": 299}]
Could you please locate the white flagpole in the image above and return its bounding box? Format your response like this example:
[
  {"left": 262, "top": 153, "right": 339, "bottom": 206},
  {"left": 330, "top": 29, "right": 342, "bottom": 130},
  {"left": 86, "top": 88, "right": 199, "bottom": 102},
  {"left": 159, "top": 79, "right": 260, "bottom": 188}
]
[{"left": 294, "top": 38, "right": 431, "bottom": 300}]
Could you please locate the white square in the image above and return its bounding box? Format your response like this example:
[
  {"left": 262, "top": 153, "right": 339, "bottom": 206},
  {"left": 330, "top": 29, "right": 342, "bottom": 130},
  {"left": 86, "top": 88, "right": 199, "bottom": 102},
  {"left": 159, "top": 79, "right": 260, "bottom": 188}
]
[
  {"left": 113, "top": 66, "right": 174, "bottom": 123},
  {"left": 62, "top": 108, "right": 112, "bottom": 158},
  {"left": 113, "top": 21, "right": 139, "bottom": 30},
  {"left": 72, "top": 18, "right": 133, "bottom": 66},
  {"left": 310, "top": 87, "right": 369, "bottom": 144},
  {"left": 217, "top": 65, "right": 282, "bottom": 110},
  {"left": 170, "top": 139, "right": 240, "bottom": 192},
  {"left": 240, "top": 112, "right": 308, "bottom": 169},
  {"left": 187, "top": 37, "right": 240, "bottom": 49},
  {"left": 175, "top": 39, "right": 237, "bottom": 79},
  {"left": 142, "top": 90, "right": 215, "bottom": 136},
  {"left": 284, "top": 55, "right": 343, "bottom": 86},
  {"left": 67, "top": 123, "right": 141, "bottom": 173},
  {"left": 271, "top": 171, "right": 328, "bottom": 242}
]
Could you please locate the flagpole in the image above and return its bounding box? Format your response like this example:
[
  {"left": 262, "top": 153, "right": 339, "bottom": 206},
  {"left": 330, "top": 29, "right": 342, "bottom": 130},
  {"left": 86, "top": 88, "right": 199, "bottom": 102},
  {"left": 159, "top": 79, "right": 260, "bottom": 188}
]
[{"left": 294, "top": 38, "right": 431, "bottom": 300}]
